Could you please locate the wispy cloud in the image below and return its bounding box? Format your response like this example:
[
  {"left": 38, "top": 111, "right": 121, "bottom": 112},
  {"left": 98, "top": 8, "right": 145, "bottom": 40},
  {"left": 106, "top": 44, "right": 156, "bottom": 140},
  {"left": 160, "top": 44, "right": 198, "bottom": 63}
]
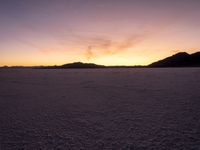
[
  {"left": 83, "top": 33, "right": 149, "bottom": 60},
  {"left": 16, "top": 31, "right": 151, "bottom": 60}
]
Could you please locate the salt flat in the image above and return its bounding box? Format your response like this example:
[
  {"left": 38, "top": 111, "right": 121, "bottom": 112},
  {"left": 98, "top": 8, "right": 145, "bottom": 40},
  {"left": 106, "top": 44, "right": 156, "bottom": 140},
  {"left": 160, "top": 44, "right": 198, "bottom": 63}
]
[{"left": 0, "top": 68, "right": 200, "bottom": 150}]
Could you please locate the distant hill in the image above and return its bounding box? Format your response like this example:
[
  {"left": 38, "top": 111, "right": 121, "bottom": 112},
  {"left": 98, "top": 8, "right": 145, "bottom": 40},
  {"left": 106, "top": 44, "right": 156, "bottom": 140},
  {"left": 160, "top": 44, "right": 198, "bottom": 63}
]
[
  {"left": 61, "top": 62, "right": 105, "bottom": 68},
  {"left": 39, "top": 62, "right": 106, "bottom": 69},
  {"left": 149, "top": 52, "right": 200, "bottom": 67}
]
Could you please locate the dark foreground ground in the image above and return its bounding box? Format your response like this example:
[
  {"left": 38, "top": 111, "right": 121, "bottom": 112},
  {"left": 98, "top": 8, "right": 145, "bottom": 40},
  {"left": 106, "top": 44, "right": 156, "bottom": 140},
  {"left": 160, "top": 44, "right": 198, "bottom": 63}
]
[{"left": 0, "top": 68, "right": 200, "bottom": 150}]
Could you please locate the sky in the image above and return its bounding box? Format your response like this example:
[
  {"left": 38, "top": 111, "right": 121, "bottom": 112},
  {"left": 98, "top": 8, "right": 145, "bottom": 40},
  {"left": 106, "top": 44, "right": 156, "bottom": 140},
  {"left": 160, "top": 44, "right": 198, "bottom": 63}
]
[{"left": 0, "top": 0, "right": 200, "bottom": 66}]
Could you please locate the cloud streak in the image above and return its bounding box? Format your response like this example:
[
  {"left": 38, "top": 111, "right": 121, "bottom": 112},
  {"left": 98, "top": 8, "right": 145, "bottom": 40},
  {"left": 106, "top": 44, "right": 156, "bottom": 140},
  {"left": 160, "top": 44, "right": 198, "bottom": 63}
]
[{"left": 83, "top": 33, "right": 149, "bottom": 60}]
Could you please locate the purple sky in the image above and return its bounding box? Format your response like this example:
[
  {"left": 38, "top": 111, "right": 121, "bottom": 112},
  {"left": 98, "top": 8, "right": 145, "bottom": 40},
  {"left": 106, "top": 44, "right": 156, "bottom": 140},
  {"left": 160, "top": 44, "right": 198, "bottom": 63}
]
[{"left": 0, "top": 0, "right": 200, "bottom": 66}]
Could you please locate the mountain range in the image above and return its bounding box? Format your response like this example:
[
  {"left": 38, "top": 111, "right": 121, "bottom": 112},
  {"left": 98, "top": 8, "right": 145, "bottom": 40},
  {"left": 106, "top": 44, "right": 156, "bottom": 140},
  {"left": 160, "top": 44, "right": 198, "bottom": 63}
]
[
  {"left": 38, "top": 62, "right": 106, "bottom": 69},
  {"left": 43, "top": 51, "right": 200, "bottom": 68},
  {"left": 1, "top": 51, "right": 200, "bottom": 68}
]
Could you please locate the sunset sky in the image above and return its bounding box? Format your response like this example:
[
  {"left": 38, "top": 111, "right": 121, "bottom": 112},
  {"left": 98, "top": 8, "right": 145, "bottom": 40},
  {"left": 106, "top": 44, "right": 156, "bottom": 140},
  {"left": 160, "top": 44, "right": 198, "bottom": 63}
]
[{"left": 0, "top": 0, "right": 200, "bottom": 66}]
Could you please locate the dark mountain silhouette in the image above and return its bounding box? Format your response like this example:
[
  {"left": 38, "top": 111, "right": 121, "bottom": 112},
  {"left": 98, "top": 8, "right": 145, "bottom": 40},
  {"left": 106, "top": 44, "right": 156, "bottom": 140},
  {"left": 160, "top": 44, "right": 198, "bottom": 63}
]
[
  {"left": 39, "top": 62, "right": 106, "bottom": 69},
  {"left": 149, "top": 52, "right": 200, "bottom": 67},
  {"left": 61, "top": 62, "right": 105, "bottom": 68}
]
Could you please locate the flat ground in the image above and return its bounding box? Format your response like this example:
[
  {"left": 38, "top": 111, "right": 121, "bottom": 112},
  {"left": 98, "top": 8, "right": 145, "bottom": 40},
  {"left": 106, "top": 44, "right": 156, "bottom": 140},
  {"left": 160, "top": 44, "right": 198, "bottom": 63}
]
[{"left": 0, "top": 68, "right": 200, "bottom": 150}]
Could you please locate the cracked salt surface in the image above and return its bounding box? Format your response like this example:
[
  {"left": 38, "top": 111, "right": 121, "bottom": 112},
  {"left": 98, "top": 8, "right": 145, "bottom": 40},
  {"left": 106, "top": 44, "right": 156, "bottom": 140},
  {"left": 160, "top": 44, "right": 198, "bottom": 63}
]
[{"left": 0, "top": 68, "right": 200, "bottom": 149}]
